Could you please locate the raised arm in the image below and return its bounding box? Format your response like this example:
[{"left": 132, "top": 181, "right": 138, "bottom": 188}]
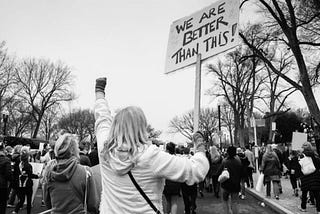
[
  {"left": 94, "top": 77, "right": 112, "bottom": 155},
  {"left": 150, "top": 149, "right": 209, "bottom": 185},
  {"left": 149, "top": 141, "right": 209, "bottom": 185}
]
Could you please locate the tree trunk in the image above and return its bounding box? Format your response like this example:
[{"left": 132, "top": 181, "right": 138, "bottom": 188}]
[
  {"left": 291, "top": 36, "right": 320, "bottom": 126},
  {"left": 229, "top": 127, "right": 234, "bottom": 146}
]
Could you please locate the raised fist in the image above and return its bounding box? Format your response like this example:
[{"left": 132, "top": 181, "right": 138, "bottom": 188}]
[{"left": 95, "top": 77, "right": 107, "bottom": 93}]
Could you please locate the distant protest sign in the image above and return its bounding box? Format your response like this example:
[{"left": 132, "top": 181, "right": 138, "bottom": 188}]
[
  {"left": 292, "top": 132, "right": 307, "bottom": 151},
  {"left": 165, "top": 0, "right": 239, "bottom": 73}
]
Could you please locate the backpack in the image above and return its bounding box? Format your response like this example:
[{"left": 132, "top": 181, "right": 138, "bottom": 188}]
[{"left": 299, "top": 154, "right": 316, "bottom": 175}]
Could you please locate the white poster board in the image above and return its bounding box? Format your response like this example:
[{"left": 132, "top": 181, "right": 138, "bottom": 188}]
[
  {"left": 292, "top": 132, "right": 307, "bottom": 151},
  {"left": 165, "top": 0, "right": 240, "bottom": 73},
  {"left": 28, "top": 162, "right": 44, "bottom": 204}
]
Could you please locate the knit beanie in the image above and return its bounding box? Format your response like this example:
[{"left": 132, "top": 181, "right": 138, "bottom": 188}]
[
  {"left": 54, "top": 133, "right": 77, "bottom": 159},
  {"left": 193, "top": 131, "right": 204, "bottom": 142}
]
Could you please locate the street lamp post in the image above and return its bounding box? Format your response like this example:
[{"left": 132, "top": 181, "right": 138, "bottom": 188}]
[{"left": 2, "top": 109, "right": 9, "bottom": 136}]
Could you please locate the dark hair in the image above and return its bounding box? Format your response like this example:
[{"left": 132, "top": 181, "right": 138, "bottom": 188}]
[
  {"left": 290, "top": 150, "right": 298, "bottom": 157},
  {"left": 245, "top": 145, "right": 250, "bottom": 150},
  {"left": 166, "top": 142, "right": 176, "bottom": 155},
  {"left": 227, "top": 146, "right": 237, "bottom": 158}
]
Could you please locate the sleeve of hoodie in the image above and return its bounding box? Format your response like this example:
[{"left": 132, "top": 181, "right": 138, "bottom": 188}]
[
  {"left": 86, "top": 167, "right": 100, "bottom": 214},
  {"left": 94, "top": 98, "right": 112, "bottom": 156},
  {"left": 150, "top": 148, "right": 209, "bottom": 185}
]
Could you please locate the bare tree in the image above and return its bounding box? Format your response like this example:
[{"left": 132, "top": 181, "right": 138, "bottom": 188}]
[
  {"left": 147, "top": 124, "right": 162, "bottom": 140},
  {"left": 40, "top": 105, "right": 60, "bottom": 140},
  {"left": 15, "top": 58, "right": 73, "bottom": 138},
  {"left": 58, "top": 109, "right": 95, "bottom": 143},
  {"left": 0, "top": 41, "right": 17, "bottom": 131},
  {"left": 169, "top": 108, "right": 218, "bottom": 144},
  {"left": 207, "top": 47, "right": 265, "bottom": 147},
  {"left": 240, "top": 0, "right": 320, "bottom": 125},
  {"left": 5, "top": 98, "right": 32, "bottom": 137},
  {"left": 220, "top": 103, "right": 235, "bottom": 146}
]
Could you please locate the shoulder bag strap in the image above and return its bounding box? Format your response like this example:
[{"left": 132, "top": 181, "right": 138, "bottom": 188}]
[
  {"left": 128, "top": 171, "right": 161, "bottom": 214},
  {"left": 68, "top": 166, "right": 89, "bottom": 213}
]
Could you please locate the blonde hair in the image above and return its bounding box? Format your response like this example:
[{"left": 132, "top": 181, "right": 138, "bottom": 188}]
[{"left": 102, "top": 106, "right": 149, "bottom": 161}]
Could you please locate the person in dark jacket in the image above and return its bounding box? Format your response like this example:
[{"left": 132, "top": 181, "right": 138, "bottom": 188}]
[
  {"left": 0, "top": 141, "right": 12, "bottom": 214},
  {"left": 272, "top": 144, "right": 284, "bottom": 194},
  {"left": 79, "top": 141, "right": 92, "bottom": 167},
  {"left": 163, "top": 142, "right": 180, "bottom": 214},
  {"left": 88, "top": 144, "right": 99, "bottom": 167},
  {"left": 299, "top": 142, "right": 320, "bottom": 213},
  {"left": 7, "top": 145, "right": 22, "bottom": 207},
  {"left": 12, "top": 146, "right": 40, "bottom": 214},
  {"left": 210, "top": 145, "right": 222, "bottom": 198},
  {"left": 218, "top": 146, "right": 242, "bottom": 214},
  {"left": 260, "top": 144, "right": 281, "bottom": 199},
  {"left": 285, "top": 150, "right": 301, "bottom": 197},
  {"left": 237, "top": 147, "right": 250, "bottom": 199},
  {"left": 181, "top": 131, "right": 205, "bottom": 214}
]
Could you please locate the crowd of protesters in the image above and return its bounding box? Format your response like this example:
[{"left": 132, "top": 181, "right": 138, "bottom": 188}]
[
  {"left": 0, "top": 137, "right": 99, "bottom": 214},
  {"left": 0, "top": 76, "right": 319, "bottom": 214}
]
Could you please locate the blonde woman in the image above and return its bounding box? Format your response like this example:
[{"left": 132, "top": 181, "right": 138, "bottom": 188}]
[
  {"left": 43, "top": 133, "right": 99, "bottom": 214},
  {"left": 94, "top": 77, "right": 209, "bottom": 214}
]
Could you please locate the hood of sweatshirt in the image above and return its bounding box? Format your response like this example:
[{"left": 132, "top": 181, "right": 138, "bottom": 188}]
[
  {"left": 264, "top": 151, "right": 278, "bottom": 160},
  {"left": 107, "top": 143, "right": 151, "bottom": 176},
  {"left": 48, "top": 156, "right": 78, "bottom": 182}
]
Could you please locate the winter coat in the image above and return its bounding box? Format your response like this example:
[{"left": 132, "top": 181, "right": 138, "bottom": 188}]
[
  {"left": 218, "top": 156, "right": 242, "bottom": 193},
  {"left": 300, "top": 150, "right": 320, "bottom": 191},
  {"left": 238, "top": 153, "right": 250, "bottom": 179},
  {"left": 211, "top": 155, "right": 223, "bottom": 176},
  {"left": 44, "top": 157, "right": 99, "bottom": 214},
  {"left": 0, "top": 151, "right": 12, "bottom": 188},
  {"left": 18, "top": 161, "right": 38, "bottom": 189},
  {"left": 95, "top": 98, "right": 209, "bottom": 214},
  {"left": 261, "top": 152, "right": 281, "bottom": 182},
  {"left": 88, "top": 149, "right": 99, "bottom": 167},
  {"left": 10, "top": 153, "right": 20, "bottom": 188},
  {"left": 285, "top": 156, "right": 302, "bottom": 178},
  {"left": 244, "top": 149, "right": 255, "bottom": 169},
  {"left": 79, "top": 152, "right": 92, "bottom": 167}
]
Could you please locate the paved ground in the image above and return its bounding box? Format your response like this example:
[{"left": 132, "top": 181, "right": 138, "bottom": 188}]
[
  {"left": 175, "top": 190, "right": 277, "bottom": 214},
  {"left": 248, "top": 172, "right": 319, "bottom": 214},
  {"left": 6, "top": 186, "right": 276, "bottom": 214}
]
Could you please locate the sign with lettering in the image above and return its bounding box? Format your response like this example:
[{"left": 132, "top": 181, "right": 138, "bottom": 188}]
[{"left": 165, "top": 0, "right": 239, "bottom": 73}]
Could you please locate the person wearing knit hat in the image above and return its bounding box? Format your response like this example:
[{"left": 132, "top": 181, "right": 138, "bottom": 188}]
[
  {"left": 12, "top": 147, "right": 39, "bottom": 214},
  {"left": 43, "top": 133, "right": 99, "bottom": 214}
]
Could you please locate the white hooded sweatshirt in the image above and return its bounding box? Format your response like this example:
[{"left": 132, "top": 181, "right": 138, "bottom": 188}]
[{"left": 94, "top": 98, "right": 209, "bottom": 214}]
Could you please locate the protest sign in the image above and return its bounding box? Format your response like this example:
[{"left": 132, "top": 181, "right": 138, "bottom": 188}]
[
  {"left": 165, "top": 0, "right": 239, "bottom": 73},
  {"left": 28, "top": 162, "right": 44, "bottom": 204},
  {"left": 292, "top": 132, "right": 307, "bottom": 151}
]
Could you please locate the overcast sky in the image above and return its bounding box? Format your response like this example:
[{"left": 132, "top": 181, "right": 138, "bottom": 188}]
[{"left": 0, "top": 0, "right": 313, "bottom": 143}]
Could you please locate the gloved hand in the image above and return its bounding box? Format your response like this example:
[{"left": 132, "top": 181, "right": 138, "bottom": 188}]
[{"left": 95, "top": 77, "right": 107, "bottom": 93}]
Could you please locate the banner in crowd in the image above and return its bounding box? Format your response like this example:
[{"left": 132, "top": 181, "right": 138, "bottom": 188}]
[{"left": 165, "top": 0, "right": 239, "bottom": 73}]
